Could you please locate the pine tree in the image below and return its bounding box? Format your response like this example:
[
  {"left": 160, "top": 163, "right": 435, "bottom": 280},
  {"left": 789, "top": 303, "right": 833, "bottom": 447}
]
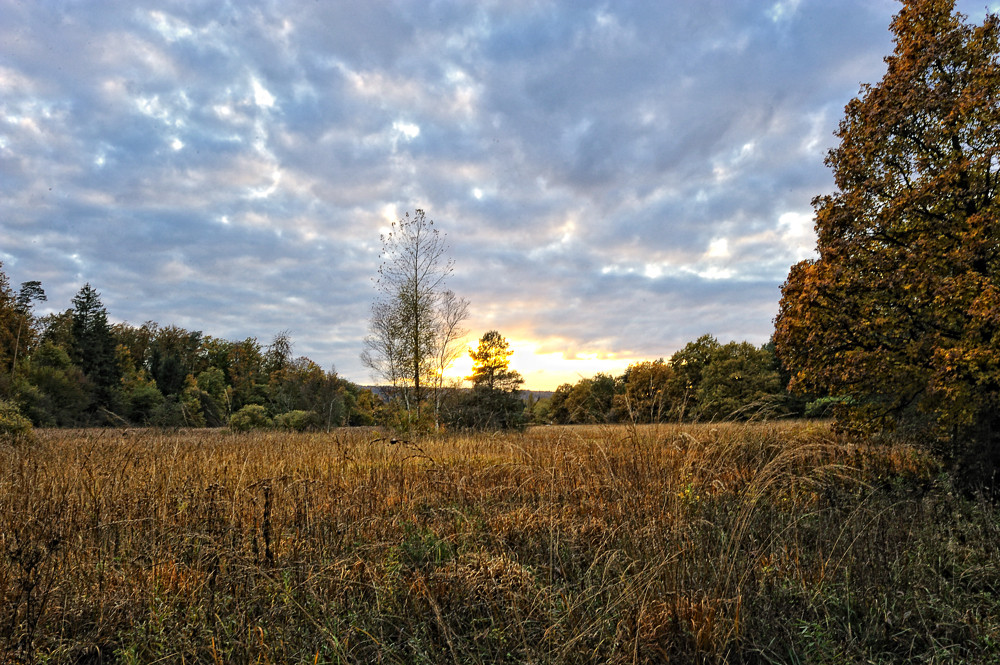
[
  {"left": 463, "top": 330, "right": 525, "bottom": 430},
  {"left": 70, "top": 284, "right": 120, "bottom": 409}
]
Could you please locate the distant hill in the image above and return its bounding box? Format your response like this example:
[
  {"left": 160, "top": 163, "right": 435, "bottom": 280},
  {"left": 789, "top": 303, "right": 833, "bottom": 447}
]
[{"left": 361, "top": 386, "right": 553, "bottom": 402}]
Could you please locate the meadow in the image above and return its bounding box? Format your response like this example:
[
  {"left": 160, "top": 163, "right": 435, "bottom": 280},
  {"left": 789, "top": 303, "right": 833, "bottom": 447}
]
[{"left": 2, "top": 423, "right": 998, "bottom": 664}]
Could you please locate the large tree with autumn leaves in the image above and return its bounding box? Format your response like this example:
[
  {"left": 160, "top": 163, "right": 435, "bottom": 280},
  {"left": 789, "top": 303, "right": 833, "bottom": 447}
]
[{"left": 775, "top": 0, "right": 1000, "bottom": 478}]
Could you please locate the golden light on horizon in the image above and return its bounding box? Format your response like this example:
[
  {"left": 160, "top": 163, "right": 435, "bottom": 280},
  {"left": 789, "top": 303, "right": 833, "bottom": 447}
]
[{"left": 443, "top": 339, "right": 643, "bottom": 392}]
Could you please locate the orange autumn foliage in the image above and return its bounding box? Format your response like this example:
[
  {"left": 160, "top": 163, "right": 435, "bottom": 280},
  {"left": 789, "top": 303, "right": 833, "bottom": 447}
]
[{"left": 775, "top": 0, "right": 1000, "bottom": 469}]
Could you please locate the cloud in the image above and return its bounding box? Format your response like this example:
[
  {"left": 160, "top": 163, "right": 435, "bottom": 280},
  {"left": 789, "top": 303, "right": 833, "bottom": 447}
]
[{"left": 0, "top": 0, "right": 927, "bottom": 387}]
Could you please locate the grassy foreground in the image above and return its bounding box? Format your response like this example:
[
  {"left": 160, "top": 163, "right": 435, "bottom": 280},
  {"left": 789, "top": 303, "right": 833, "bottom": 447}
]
[{"left": 1, "top": 423, "right": 998, "bottom": 664}]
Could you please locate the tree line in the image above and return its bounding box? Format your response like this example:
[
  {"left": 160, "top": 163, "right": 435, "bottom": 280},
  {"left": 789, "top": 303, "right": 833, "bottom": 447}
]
[
  {"left": 0, "top": 256, "right": 534, "bottom": 434},
  {"left": 526, "top": 335, "right": 834, "bottom": 426},
  {"left": 1, "top": 254, "right": 814, "bottom": 436},
  {"left": 0, "top": 272, "right": 377, "bottom": 430}
]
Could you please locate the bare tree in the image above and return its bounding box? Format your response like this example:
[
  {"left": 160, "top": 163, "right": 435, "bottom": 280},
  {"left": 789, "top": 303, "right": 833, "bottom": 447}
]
[
  {"left": 361, "top": 300, "right": 408, "bottom": 407},
  {"left": 430, "top": 289, "right": 470, "bottom": 428},
  {"left": 361, "top": 209, "right": 468, "bottom": 422}
]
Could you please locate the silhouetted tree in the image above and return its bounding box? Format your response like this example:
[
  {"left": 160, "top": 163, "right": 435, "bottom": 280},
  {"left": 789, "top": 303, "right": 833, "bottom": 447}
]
[{"left": 450, "top": 330, "right": 525, "bottom": 430}]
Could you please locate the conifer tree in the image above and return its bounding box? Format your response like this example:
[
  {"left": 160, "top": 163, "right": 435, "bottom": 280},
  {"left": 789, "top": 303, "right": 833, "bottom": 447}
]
[{"left": 70, "top": 284, "right": 120, "bottom": 410}]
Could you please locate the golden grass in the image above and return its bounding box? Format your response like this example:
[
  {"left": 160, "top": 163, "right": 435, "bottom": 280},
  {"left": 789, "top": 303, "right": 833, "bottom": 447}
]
[{"left": 1, "top": 422, "right": 997, "bottom": 664}]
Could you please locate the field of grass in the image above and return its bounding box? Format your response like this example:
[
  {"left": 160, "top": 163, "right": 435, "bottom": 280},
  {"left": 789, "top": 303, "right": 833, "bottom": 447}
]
[{"left": 2, "top": 422, "right": 998, "bottom": 664}]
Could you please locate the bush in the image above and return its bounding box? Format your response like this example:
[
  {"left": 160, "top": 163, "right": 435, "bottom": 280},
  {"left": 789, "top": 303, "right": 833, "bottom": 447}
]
[
  {"left": 229, "top": 404, "right": 272, "bottom": 432},
  {"left": 149, "top": 397, "right": 186, "bottom": 428},
  {"left": 124, "top": 382, "right": 164, "bottom": 425},
  {"left": 805, "top": 396, "right": 855, "bottom": 419},
  {"left": 273, "top": 410, "right": 320, "bottom": 432},
  {"left": 444, "top": 387, "right": 526, "bottom": 432},
  {"left": 0, "top": 399, "right": 35, "bottom": 445}
]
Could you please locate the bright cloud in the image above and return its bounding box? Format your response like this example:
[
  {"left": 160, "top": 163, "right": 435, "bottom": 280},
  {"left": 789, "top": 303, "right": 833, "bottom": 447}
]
[{"left": 0, "top": 0, "right": 945, "bottom": 388}]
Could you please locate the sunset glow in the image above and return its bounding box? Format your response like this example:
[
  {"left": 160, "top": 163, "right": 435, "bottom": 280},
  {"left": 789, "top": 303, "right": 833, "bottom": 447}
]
[{"left": 445, "top": 340, "right": 643, "bottom": 392}]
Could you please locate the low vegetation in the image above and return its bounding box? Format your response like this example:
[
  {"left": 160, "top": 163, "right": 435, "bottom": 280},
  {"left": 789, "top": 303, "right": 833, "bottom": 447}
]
[{"left": 2, "top": 422, "right": 997, "bottom": 664}]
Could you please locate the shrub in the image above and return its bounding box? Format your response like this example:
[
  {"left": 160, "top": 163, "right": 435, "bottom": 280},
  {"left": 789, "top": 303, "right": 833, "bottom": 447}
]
[
  {"left": 805, "top": 396, "right": 855, "bottom": 419},
  {"left": 149, "top": 397, "right": 186, "bottom": 428},
  {"left": 272, "top": 410, "right": 320, "bottom": 432},
  {"left": 229, "top": 404, "right": 272, "bottom": 432},
  {"left": 0, "top": 399, "right": 35, "bottom": 445},
  {"left": 124, "top": 382, "right": 164, "bottom": 425},
  {"left": 444, "top": 386, "right": 527, "bottom": 431}
]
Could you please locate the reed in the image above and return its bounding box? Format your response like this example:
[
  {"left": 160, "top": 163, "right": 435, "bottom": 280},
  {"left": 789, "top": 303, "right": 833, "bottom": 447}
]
[{"left": 1, "top": 422, "right": 996, "bottom": 663}]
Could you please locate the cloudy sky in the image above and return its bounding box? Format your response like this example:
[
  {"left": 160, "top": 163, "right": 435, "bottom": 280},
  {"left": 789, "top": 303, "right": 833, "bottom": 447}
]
[{"left": 2, "top": 0, "right": 995, "bottom": 389}]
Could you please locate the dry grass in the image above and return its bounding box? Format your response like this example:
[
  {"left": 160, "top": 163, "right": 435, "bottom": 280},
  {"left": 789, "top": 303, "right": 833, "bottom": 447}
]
[{"left": 1, "top": 422, "right": 998, "bottom": 663}]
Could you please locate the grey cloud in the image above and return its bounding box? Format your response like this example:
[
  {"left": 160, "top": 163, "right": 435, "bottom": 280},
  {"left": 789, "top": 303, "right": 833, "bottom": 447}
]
[{"left": 0, "top": 0, "right": 921, "bottom": 385}]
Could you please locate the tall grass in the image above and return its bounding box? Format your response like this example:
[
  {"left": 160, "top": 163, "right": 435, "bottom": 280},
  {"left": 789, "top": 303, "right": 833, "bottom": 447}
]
[{"left": 1, "top": 422, "right": 997, "bottom": 663}]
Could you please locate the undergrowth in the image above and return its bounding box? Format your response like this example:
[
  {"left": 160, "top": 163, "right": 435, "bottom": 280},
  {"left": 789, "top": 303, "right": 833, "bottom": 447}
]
[{"left": 1, "top": 422, "right": 997, "bottom": 663}]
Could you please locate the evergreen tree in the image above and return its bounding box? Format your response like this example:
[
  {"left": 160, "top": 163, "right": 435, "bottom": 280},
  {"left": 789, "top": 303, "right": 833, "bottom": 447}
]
[
  {"left": 70, "top": 284, "right": 120, "bottom": 412},
  {"left": 467, "top": 330, "right": 522, "bottom": 392},
  {"left": 455, "top": 330, "right": 525, "bottom": 430}
]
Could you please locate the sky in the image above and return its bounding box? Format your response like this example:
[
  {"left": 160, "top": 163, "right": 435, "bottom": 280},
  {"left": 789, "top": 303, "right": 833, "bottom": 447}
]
[{"left": 2, "top": 0, "right": 997, "bottom": 390}]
